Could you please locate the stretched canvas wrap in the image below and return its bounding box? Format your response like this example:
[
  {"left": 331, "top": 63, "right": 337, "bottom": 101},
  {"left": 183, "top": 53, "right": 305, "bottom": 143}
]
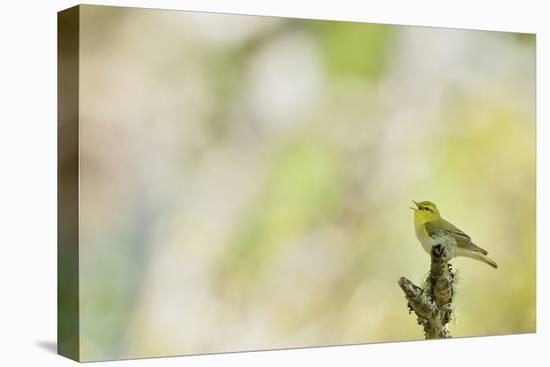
[{"left": 58, "top": 4, "right": 536, "bottom": 362}]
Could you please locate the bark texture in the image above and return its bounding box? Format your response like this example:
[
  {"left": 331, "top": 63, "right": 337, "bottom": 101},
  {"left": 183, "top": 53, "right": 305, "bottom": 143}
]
[{"left": 398, "top": 242, "right": 456, "bottom": 339}]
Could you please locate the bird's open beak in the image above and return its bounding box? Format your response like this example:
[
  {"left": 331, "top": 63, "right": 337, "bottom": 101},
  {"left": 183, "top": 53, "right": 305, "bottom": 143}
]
[{"left": 410, "top": 200, "right": 419, "bottom": 210}]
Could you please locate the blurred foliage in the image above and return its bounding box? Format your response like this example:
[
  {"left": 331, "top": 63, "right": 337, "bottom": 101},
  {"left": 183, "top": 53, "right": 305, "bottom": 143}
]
[
  {"left": 219, "top": 140, "right": 341, "bottom": 297},
  {"left": 311, "top": 21, "right": 394, "bottom": 80}
]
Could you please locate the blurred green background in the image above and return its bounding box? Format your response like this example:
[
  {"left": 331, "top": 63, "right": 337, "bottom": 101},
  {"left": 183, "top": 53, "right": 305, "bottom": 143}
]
[{"left": 75, "top": 5, "right": 535, "bottom": 361}]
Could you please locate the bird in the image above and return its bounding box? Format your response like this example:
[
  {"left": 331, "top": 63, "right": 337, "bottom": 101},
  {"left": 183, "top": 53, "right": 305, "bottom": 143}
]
[{"left": 411, "top": 200, "right": 497, "bottom": 269}]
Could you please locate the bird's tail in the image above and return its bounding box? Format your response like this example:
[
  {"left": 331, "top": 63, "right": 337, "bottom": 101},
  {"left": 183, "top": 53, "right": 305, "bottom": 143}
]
[{"left": 466, "top": 252, "right": 498, "bottom": 269}]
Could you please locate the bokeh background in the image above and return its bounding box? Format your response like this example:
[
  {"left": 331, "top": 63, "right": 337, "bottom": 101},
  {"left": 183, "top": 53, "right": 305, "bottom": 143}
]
[{"left": 76, "top": 5, "right": 535, "bottom": 361}]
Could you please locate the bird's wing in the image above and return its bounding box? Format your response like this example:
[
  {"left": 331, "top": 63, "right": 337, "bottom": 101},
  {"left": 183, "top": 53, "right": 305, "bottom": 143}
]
[{"left": 425, "top": 219, "right": 488, "bottom": 255}]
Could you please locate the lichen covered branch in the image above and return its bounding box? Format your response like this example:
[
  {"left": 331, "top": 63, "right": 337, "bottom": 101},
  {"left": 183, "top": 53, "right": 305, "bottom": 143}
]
[{"left": 398, "top": 243, "right": 456, "bottom": 339}]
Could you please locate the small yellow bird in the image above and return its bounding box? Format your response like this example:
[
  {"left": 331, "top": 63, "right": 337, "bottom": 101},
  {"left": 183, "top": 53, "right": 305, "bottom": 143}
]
[{"left": 411, "top": 200, "right": 497, "bottom": 269}]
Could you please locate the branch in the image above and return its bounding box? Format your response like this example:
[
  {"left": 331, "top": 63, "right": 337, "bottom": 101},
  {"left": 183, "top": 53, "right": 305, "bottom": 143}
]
[{"left": 398, "top": 242, "right": 456, "bottom": 339}]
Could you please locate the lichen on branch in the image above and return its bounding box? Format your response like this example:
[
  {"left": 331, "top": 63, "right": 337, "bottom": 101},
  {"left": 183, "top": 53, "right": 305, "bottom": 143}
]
[{"left": 398, "top": 242, "right": 456, "bottom": 339}]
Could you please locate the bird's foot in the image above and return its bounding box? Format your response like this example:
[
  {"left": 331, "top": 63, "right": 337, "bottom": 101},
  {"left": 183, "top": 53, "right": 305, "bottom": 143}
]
[{"left": 432, "top": 244, "right": 447, "bottom": 259}]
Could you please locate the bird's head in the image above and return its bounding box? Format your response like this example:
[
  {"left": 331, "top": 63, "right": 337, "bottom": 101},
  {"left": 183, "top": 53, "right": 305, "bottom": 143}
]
[{"left": 411, "top": 200, "right": 440, "bottom": 223}]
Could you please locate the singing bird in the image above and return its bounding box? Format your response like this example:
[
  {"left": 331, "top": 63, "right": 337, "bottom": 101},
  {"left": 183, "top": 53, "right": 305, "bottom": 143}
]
[{"left": 411, "top": 200, "right": 497, "bottom": 269}]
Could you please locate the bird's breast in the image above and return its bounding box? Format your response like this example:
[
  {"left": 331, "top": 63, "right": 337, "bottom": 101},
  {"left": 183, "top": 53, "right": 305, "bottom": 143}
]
[{"left": 415, "top": 223, "right": 435, "bottom": 255}]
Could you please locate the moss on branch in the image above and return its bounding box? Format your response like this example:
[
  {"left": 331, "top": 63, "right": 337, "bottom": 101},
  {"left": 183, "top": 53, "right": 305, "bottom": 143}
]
[{"left": 398, "top": 242, "right": 456, "bottom": 339}]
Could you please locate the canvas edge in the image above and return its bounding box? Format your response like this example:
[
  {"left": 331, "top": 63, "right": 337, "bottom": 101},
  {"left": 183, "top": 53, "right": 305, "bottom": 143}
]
[{"left": 57, "top": 4, "right": 81, "bottom": 362}]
